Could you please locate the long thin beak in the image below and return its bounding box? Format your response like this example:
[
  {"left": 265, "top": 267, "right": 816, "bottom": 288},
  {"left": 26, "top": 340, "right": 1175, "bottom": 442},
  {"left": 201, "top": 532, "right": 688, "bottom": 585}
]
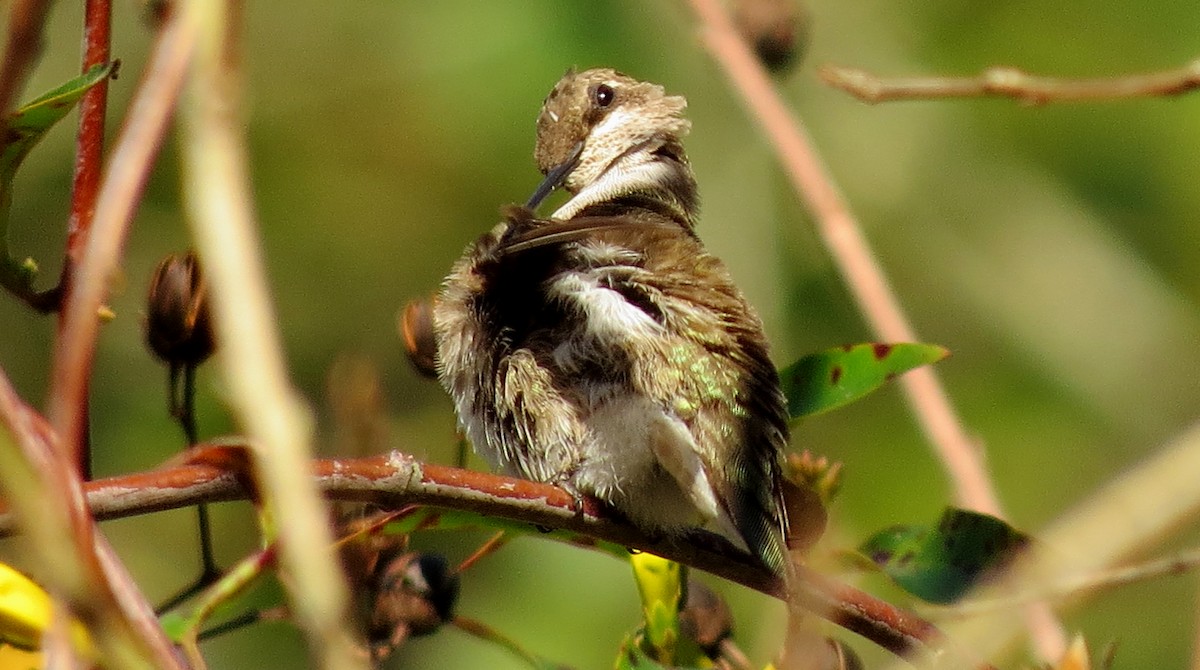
[{"left": 525, "top": 141, "right": 583, "bottom": 211}]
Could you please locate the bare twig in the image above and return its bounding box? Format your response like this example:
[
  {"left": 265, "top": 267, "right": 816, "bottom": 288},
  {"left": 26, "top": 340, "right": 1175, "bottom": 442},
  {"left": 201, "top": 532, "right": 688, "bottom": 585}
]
[
  {"left": 0, "top": 450, "right": 968, "bottom": 663},
  {"left": 820, "top": 59, "right": 1200, "bottom": 105},
  {"left": 177, "top": 1, "right": 366, "bottom": 667},
  {"left": 680, "top": 0, "right": 1065, "bottom": 658},
  {"left": 46, "top": 9, "right": 195, "bottom": 484}
]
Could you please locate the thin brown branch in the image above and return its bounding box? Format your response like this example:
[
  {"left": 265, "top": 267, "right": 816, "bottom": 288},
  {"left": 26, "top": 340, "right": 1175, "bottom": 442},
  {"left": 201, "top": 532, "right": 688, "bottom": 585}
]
[
  {"left": 680, "top": 0, "right": 1065, "bottom": 658},
  {"left": 46, "top": 10, "right": 195, "bottom": 481},
  {"left": 0, "top": 0, "right": 53, "bottom": 122},
  {"left": 177, "top": 1, "right": 365, "bottom": 667},
  {"left": 820, "top": 59, "right": 1200, "bottom": 105},
  {"left": 0, "top": 450, "right": 990, "bottom": 665},
  {"left": 55, "top": 0, "right": 114, "bottom": 478}
]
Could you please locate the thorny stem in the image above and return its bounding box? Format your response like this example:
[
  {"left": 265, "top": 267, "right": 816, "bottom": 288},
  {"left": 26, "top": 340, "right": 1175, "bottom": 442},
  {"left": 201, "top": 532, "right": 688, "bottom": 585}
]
[{"left": 679, "top": 0, "right": 1067, "bottom": 658}]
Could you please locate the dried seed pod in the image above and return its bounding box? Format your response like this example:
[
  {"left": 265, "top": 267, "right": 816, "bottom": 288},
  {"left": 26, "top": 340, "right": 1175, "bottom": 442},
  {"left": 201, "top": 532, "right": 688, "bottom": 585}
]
[
  {"left": 145, "top": 251, "right": 214, "bottom": 367},
  {"left": 398, "top": 296, "right": 438, "bottom": 378},
  {"left": 678, "top": 578, "right": 733, "bottom": 656},
  {"left": 362, "top": 549, "right": 460, "bottom": 661},
  {"left": 734, "top": 0, "right": 811, "bottom": 73},
  {"left": 339, "top": 513, "right": 460, "bottom": 661},
  {"left": 781, "top": 478, "right": 827, "bottom": 555}
]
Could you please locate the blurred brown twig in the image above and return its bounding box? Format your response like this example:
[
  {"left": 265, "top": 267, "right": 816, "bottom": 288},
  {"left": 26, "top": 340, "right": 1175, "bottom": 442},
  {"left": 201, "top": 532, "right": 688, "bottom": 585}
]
[{"left": 820, "top": 59, "right": 1200, "bottom": 105}]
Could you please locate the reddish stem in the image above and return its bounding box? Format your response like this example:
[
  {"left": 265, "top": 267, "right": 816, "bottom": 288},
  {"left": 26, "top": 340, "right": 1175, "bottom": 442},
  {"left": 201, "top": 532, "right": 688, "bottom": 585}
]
[
  {"left": 54, "top": 0, "right": 113, "bottom": 479},
  {"left": 68, "top": 0, "right": 113, "bottom": 262}
]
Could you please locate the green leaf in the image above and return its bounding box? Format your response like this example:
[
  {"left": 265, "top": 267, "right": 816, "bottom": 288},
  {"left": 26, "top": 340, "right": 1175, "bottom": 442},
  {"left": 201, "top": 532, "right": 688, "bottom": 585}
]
[
  {"left": 0, "top": 62, "right": 115, "bottom": 292},
  {"left": 779, "top": 342, "right": 949, "bottom": 419},
  {"left": 859, "top": 507, "right": 1029, "bottom": 603},
  {"left": 158, "top": 612, "right": 188, "bottom": 642},
  {"left": 614, "top": 633, "right": 710, "bottom": 670}
]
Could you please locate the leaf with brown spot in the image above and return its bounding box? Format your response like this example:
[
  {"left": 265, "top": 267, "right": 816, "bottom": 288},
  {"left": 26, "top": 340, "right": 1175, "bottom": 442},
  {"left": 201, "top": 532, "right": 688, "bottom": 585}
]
[{"left": 778, "top": 342, "right": 949, "bottom": 418}]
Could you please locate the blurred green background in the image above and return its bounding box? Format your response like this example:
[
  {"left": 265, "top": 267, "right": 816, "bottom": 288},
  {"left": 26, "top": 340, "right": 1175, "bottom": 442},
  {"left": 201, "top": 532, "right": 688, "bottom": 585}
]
[{"left": 2, "top": 0, "right": 1200, "bottom": 668}]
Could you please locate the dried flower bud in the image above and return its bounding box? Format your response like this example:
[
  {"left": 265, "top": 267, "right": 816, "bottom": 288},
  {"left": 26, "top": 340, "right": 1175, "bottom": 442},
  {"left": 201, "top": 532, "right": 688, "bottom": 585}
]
[
  {"left": 678, "top": 578, "right": 733, "bottom": 655},
  {"left": 398, "top": 296, "right": 439, "bottom": 378},
  {"left": 145, "top": 251, "right": 214, "bottom": 367},
  {"left": 363, "top": 550, "right": 460, "bottom": 660},
  {"left": 734, "top": 0, "right": 811, "bottom": 73},
  {"left": 781, "top": 478, "right": 827, "bottom": 554}
]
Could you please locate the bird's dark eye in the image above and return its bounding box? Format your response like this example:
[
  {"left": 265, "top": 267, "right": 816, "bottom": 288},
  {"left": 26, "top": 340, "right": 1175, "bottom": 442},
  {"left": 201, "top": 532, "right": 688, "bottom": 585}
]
[{"left": 593, "top": 83, "right": 615, "bottom": 108}]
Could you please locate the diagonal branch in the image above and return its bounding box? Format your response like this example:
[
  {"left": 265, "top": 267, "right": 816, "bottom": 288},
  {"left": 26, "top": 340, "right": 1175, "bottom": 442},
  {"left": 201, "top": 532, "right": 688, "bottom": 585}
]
[{"left": 680, "top": 0, "right": 1066, "bottom": 659}]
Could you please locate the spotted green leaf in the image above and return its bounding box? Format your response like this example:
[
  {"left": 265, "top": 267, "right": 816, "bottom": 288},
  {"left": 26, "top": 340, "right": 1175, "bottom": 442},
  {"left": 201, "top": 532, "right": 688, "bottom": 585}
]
[
  {"left": 779, "top": 342, "right": 949, "bottom": 419},
  {"left": 859, "top": 507, "right": 1029, "bottom": 603},
  {"left": 1, "top": 62, "right": 115, "bottom": 292}
]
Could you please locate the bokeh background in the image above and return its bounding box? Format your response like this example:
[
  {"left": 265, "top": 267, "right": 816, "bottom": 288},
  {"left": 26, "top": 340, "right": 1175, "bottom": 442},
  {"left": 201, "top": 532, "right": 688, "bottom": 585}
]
[{"left": 2, "top": 1, "right": 1200, "bottom": 667}]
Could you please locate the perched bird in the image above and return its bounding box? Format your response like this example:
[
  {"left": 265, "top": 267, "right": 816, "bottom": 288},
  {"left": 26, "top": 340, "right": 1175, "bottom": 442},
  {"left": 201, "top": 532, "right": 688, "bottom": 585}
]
[{"left": 434, "top": 68, "right": 790, "bottom": 575}]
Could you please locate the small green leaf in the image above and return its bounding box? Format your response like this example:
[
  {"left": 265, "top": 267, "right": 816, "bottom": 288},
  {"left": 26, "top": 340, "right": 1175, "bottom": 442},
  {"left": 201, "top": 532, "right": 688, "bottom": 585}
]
[
  {"left": 779, "top": 342, "right": 949, "bottom": 419},
  {"left": 859, "top": 507, "right": 1029, "bottom": 603},
  {"left": 158, "top": 612, "right": 188, "bottom": 642},
  {"left": 614, "top": 634, "right": 708, "bottom": 670},
  {"left": 1, "top": 62, "right": 115, "bottom": 292},
  {"left": 615, "top": 638, "right": 672, "bottom": 670}
]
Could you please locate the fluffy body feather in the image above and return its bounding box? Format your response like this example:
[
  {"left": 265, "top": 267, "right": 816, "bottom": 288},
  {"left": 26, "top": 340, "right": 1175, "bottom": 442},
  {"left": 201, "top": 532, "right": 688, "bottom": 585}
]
[{"left": 434, "top": 69, "right": 790, "bottom": 574}]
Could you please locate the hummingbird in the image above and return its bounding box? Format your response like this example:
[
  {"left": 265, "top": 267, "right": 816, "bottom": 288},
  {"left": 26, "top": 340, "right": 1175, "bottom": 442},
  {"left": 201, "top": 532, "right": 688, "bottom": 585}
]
[{"left": 433, "top": 68, "right": 790, "bottom": 575}]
